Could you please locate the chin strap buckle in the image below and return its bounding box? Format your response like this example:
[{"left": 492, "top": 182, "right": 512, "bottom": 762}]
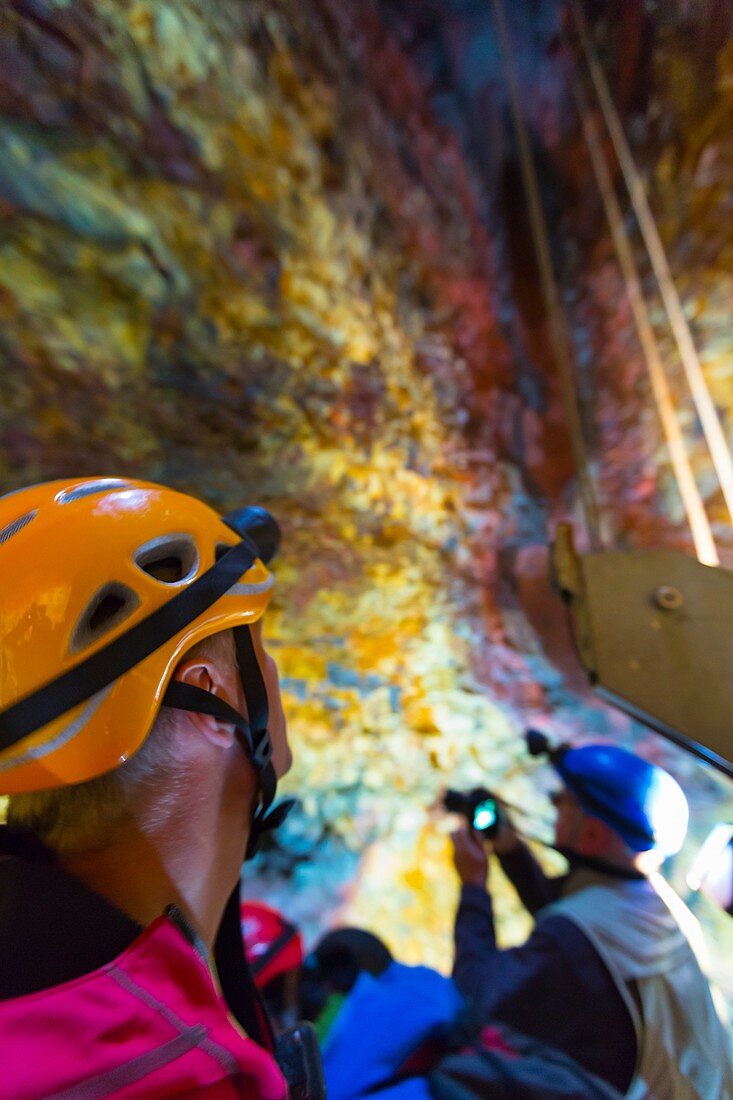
[
  {"left": 252, "top": 732, "right": 273, "bottom": 771},
  {"left": 245, "top": 797, "right": 296, "bottom": 860}
]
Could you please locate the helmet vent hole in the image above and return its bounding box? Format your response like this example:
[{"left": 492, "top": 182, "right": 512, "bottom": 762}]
[
  {"left": 88, "top": 593, "right": 127, "bottom": 632},
  {"left": 71, "top": 583, "right": 140, "bottom": 653},
  {"left": 135, "top": 534, "right": 199, "bottom": 585},
  {"left": 57, "top": 479, "right": 132, "bottom": 504},
  {"left": 143, "top": 556, "right": 185, "bottom": 583},
  {"left": 0, "top": 510, "right": 37, "bottom": 546}
]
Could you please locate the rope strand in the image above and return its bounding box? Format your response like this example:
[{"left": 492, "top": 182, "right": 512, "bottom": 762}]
[{"left": 571, "top": 0, "right": 733, "bottom": 532}]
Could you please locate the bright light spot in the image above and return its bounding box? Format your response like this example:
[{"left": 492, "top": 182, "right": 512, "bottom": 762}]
[
  {"left": 687, "top": 823, "right": 733, "bottom": 892},
  {"left": 473, "top": 802, "right": 497, "bottom": 831},
  {"left": 649, "top": 772, "right": 689, "bottom": 856}
]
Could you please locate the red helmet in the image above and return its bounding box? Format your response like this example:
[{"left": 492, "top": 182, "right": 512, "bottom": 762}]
[{"left": 241, "top": 901, "right": 304, "bottom": 989}]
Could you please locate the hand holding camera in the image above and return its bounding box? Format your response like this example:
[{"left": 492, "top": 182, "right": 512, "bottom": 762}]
[
  {"left": 443, "top": 787, "right": 518, "bottom": 851},
  {"left": 445, "top": 787, "right": 519, "bottom": 887},
  {"left": 450, "top": 824, "right": 489, "bottom": 888}
]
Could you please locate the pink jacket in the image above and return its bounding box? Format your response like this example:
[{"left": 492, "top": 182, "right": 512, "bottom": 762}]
[{"left": 0, "top": 912, "right": 288, "bottom": 1099}]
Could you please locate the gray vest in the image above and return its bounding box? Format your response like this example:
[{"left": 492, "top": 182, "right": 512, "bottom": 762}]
[{"left": 540, "top": 871, "right": 733, "bottom": 1099}]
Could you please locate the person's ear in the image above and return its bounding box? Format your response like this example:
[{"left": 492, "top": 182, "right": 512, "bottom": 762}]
[{"left": 173, "top": 658, "right": 237, "bottom": 749}]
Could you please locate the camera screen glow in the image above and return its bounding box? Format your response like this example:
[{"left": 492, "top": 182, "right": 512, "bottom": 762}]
[{"left": 473, "top": 801, "right": 497, "bottom": 831}]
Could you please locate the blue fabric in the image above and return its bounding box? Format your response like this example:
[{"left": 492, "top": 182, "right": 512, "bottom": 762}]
[
  {"left": 322, "top": 961, "right": 464, "bottom": 1100},
  {"left": 356, "top": 1082, "right": 433, "bottom": 1100}
]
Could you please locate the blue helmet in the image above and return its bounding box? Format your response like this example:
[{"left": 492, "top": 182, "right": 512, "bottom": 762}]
[{"left": 553, "top": 743, "right": 689, "bottom": 856}]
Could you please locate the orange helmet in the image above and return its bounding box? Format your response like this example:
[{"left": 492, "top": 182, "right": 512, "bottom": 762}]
[{"left": 0, "top": 477, "right": 279, "bottom": 799}]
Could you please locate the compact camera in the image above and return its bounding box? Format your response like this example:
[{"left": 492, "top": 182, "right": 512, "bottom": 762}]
[{"left": 443, "top": 787, "right": 507, "bottom": 839}]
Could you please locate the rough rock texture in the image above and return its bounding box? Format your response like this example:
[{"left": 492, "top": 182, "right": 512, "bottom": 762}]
[
  {"left": 0, "top": 0, "right": 730, "bottom": 983},
  {"left": 0, "top": 0, "right": 558, "bottom": 962},
  {"left": 552, "top": 0, "right": 733, "bottom": 555}
]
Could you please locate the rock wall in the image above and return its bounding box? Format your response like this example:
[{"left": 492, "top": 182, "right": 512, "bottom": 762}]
[
  {"left": 553, "top": 1, "right": 733, "bottom": 555},
  {"left": 0, "top": 0, "right": 556, "bottom": 961}
]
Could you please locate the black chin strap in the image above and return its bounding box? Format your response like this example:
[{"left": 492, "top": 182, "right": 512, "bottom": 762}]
[
  {"left": 162, "top": 624, "right": 293, "bottom": 859},
  {"left": 163, "top": 681, "right": 275, "bottom": 802},
  {"left": 560, "top": 848, "right": 646, "bottom": 881},
  {"left": 215, "top": 881, "right": 276, "bottom": 1051},
  {"left": 162, "top": 680, "right": 287, "bottom": 859}
]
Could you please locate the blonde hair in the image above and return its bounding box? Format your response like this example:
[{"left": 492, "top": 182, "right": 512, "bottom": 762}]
[{"left": 7, "top": 631, "right": 235, "bottom": 855}]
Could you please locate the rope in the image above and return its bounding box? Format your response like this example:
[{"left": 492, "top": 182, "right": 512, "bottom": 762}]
[
  {"left": 491, "top": 0, "right": 603, "bottom": 552},
  {"left": 570, "top": 74, "right": 719, "bottom": 565},
  {"left": 571, "top": 0, "right": 733, "bottom": 530}
]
